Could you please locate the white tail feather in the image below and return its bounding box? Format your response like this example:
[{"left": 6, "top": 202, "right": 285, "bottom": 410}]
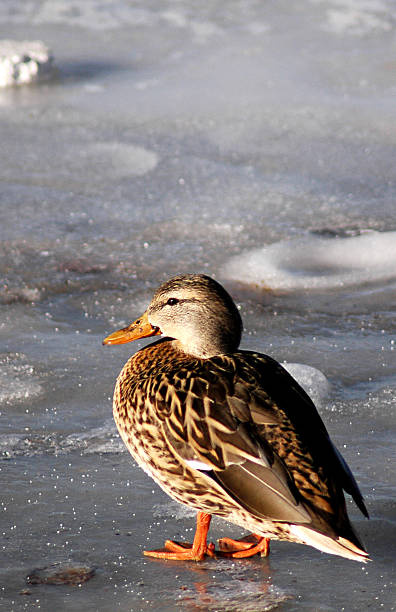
[{"left": 288, "top": 525, "right": 369, "bottom": 562}]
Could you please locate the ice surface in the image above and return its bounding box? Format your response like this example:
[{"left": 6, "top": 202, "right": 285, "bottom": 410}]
[
  {"left": 0, "top": 355, "right": 43, "bottom": 404},
  {"left": 0, "top": 40, "right": 53, "bottom": 87},
  {"left": 0, "top": 0, "right": 395, "bottom": 610},
  {"left": 222, "top": 230, "right": 396, "bottom": 290}
]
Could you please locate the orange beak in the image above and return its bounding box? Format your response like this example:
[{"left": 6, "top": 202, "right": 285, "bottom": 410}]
[{"left": 102, "top": 310, "right": 161, "bottom": 346}]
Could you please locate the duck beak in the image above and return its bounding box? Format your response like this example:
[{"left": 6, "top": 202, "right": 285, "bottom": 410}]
[{"left": 103, "top": 310, "right": 161, "bottom": 346}]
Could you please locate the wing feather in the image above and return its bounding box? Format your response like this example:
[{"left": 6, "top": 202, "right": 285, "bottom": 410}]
[{"left": 149, "top": 350, "right": 367, "bottom": 529}]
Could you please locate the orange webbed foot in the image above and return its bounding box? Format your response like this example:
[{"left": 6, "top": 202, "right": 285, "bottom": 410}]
[
  {"left": 143, "top": 511, "right": 215, "bottom": 561},
  {"left": 144, "top": 539, "right": 216, "bottom": 561},
  {"left": 143, "top": 512, "right": 270, "bottom": 561},
  {"left": 217, "top": 534, "right": 270, "bottom": 558}
]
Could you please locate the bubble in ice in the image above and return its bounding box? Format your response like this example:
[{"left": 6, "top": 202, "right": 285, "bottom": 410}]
[
  {"left": 222, "top": 231, "right": 396, "bottom": 291},
  {"left": 26, "top": 562, "right": 95, "bottom": 585}
]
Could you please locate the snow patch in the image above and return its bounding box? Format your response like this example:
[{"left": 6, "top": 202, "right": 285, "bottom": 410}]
[
  {"left": 85, "top": 142, "right": 158, "bottom": 178},
  {"left": 222, "top": 231, "right": 396, "bottom": 291}
]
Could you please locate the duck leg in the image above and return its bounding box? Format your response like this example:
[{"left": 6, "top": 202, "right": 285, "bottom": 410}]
[
  {"left": 218, "top": 534, "right": 270, "bottom": 558},
  {"left": 143, "top": 511, "right": 216, "bottom": 561}
]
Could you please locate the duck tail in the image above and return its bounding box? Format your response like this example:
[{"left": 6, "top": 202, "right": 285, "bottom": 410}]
[{"left": 288, "top": 524, "right": 370, "bottom": 563}]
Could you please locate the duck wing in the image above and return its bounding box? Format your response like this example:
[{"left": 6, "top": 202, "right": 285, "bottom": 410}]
[
  {"left": 234, "top": 351, "right": 368, "bottom": 519},
  {"left": 150, "top": 350, "right": 367, "bottom": 533}
]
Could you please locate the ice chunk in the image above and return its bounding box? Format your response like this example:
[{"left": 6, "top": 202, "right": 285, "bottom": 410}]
[
  {"left": 222, "top": 231, "right": 396, "bottom": 291},
  {"left": 0, "top": 39, "right": 54, "bottom": 87},
  {"left": 282, "top": 362, "right": 331, "bottom": 405}
]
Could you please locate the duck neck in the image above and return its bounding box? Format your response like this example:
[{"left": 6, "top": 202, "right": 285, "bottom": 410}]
[{"left": 171, "top": 336, "right": 238, "bottom": 359}]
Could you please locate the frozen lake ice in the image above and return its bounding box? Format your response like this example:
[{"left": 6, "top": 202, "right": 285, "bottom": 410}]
[{"left": 0, "top": 1, "right": 395, "bottom": 610}]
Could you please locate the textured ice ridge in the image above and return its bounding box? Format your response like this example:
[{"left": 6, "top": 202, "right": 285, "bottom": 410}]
[
  {"left": 0, "top": 39, "right": 53, "bottom": 87},
  {"left": 0, "top": 421, "right": 124, "bottom": 459},
  {"left": 0, "top": 361, "right": 43, "bottom": 404}
]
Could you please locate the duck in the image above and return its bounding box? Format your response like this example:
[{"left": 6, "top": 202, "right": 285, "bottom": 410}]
[{"left": 103, "top": 273, "right": 369, "bottom": 562}]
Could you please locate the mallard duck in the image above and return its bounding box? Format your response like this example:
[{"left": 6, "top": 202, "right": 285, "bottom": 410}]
[{"left": 103, "top": 274, "right": 369, "bottom": 562}]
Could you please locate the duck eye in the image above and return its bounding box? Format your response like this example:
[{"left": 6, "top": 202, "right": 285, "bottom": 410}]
[{"left": 166, "top": 298, "right": 179, "bottom": 306}]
